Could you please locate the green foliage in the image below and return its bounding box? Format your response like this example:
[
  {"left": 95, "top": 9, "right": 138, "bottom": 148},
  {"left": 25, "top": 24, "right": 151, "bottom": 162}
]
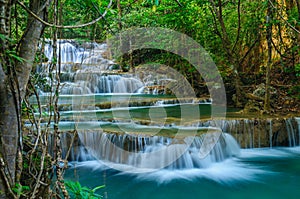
[
  {"left": 65, "top": 181, "right": 105, "bottom": 199},
  {"left": 5, "top": 50, "right": 25, "bottom": 63},
  {"left": 19, "top": 146, "right": 53, "bottom": 197},
  {"left": 295, "top": 63, "right": 300, "bottom": 77},
  {"left": 30, "top": 73, "right": 51, "bottom": 92},
  {"left": 0, "top": 33, "right": 10, "bottom": 41},
  {"left": 12, "top": 183, "right": 30, "bottom": 196},
  {"left": 288, "top": 85, "right": 300, "bottom": 99},
  {"left": 46, "top": 0, "right": 113, "bottom": 40}
]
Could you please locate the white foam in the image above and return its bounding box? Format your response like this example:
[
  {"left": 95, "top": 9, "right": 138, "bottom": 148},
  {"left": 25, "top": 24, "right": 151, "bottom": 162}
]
[{"left": 68, "top": 156, "right": 273, "bottom": 186}]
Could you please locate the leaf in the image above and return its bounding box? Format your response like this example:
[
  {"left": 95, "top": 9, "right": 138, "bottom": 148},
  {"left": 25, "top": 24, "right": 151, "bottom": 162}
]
[
  {"left": 81, "top": 187, "right": 91, "bottom": 192},
  {"left": 152, "top": 5, "right": 157, "bottom": 12},
  {"left": 65, "top": 181, "right": 104, "bottom": 199},
  {"left": 5, "top": 50, "right": 25, "bottom": 63},
  {"left": 0, "top": 33, "right": 12, "bottom": 42},
  {"left": 22, "top": 186, "right": 30, "bottom": 191},
  {"left": 42, "top": 111, "right": 49, "bottom": 117},
  {"left": 109, "top": 9, "right": 117, "bottom": 14},
  {"left": 92, "top": 185, "right": 105, "bottom": 192}
]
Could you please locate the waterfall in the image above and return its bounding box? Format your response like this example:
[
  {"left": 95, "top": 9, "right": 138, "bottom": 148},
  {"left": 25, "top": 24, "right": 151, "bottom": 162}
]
[
  {"left": 197, "top": 118, "right": 300, "bottom": 148},
  {"left": 62, "top": 131, "right": 240, "bottom": 170},
  {"left": 269, "top": 119, "right": 272, "bottom": 148},
  {"left": 39, "top": 40, "right": 299, "bottom": 175},
  {"left": 60, "top": 74, "right": 144, "bottom": 94},
  {"left": 296, "top": 117, "right": 300, "bottom": 146},
  {"left": 60, "top": 81, "right": 92, "bottom": 95},
  {"left": 40, "top": 40, "right": 145, "bottom": 94},
  {"left": 285, "top": 118, "right": 296, "bottom": 146},
  {"left": 43, "top": 39, "right": 98, "bottom": 64}
]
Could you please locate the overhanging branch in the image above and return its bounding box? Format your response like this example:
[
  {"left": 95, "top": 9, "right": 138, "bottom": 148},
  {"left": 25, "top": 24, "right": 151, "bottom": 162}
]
[{"left": 17, "top": 0, "right": 112, "bottom": 29}]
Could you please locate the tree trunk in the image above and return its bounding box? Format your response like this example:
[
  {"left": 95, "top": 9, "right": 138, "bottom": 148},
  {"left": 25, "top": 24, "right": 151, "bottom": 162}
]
[
  {"left": 264, "top": 0, "right": 273, "bottom": 112},
  {"left": 16, "top": 0, "right": 47, "bottom": 100},
  {"left": 209, "top": 0, "right": 244, "bottom": 107},
  {"left": 0, "top": 0, "right": 47, "bottom": 197},
  {"left": 0, "top": 1, "right": 18, "bottom": 198},
  {"left": 117, "top": 0, "right": 122, "bottom": 30},
  {"left": 0, "top": 65, "right": 18, "bottom": 199}
]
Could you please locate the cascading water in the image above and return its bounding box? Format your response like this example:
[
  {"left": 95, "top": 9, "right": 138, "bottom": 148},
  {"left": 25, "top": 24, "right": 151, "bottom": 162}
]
[
  {"left": 296, "top": 117, "right": 300, "bottom": 145},
  {"left": 38, "top": 40, "right": 300, "bottom": 172},
  {"left": 198, "top": 118, "right": 300, "bottom": 148},
  {"left": 74, "top": 74, "right": 144, "bottom": 93},
  {"left": 63, "top": 131, "right": 240, "bottom": 171},
  {"left": 40, "top": 39, "right": 144, "bottom": 94},
  {"left": 33, "top": 40, "right": 300, "bottom": 191},
  {"left": 33, "top": 39, "right": 300, "bottom": 199},
  {"left": 269, "top": 118, "right": 273, "bottom": 148},
  {"left": 40, "top": 39, "right": 243, "bottom": 171}
]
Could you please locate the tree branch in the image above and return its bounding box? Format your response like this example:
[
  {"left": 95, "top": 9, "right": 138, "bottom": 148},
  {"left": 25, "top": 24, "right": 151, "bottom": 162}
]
[
  {"left": 208, "top": 3, "right": 221, "bottom": 38},
  {"left": 232, "top": 0, "right": 241, "bottom": 52},
  {"left": 239, "top": 36, "right": 259, "bottom": 65},
  {"left": 17, "top": 0, "right": 112, "bottom": 29},
  {"left": 38, "top": 0, "right": 52, "bottom": 14},
  {"left": 174, "top": 0, "right": 182, "bottom": 7},
  {"left": 267, "top": 0, "right": 300, "bottom": 34}
]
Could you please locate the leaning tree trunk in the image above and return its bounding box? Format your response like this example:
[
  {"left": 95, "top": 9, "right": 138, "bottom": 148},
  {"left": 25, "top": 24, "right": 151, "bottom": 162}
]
[
  {"left": 17, "top": 0, "right": 47, "bottom": 99},
  {"left": 0, "top": 64, "right": 19, "bottom": 199},
  {"left": 0, "top": 0, "right": 18, "bottom": 198},
  {"left": 0, "top": 0, "right": 47, "bottom": 198}
]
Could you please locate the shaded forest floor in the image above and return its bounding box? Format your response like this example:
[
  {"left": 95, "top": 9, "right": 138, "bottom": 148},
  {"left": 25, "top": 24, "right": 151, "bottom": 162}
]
[{"left": 224, "top": 64, "right": 300, "bottom": 117}]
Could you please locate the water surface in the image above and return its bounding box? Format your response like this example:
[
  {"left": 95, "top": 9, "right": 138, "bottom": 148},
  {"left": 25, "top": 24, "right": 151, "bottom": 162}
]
[{"left": 65, "top": 147, "right": 300, "bottom": 199}]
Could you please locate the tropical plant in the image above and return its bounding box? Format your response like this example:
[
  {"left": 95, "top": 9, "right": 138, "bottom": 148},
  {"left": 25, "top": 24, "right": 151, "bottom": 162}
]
[{"left": 65, "top": 181, "right": 105, "bottom": 199}]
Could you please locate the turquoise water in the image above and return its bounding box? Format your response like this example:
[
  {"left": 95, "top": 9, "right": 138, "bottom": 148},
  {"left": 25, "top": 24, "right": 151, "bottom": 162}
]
[
  {"left": 31, "top": 93, "right": 177, "bottom": 106},
  {"left": 60, "top": 103, "right": 205, "bottom": 123},
  {"left": 64, "top": 147, "right": 300, "bottom": 199},
  {"left": 59, "top": 103, "right": 241, "bottom": 124}
]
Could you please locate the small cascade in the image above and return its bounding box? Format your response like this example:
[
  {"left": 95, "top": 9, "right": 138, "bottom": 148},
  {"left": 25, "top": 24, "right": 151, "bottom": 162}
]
[
  {"left": 285, "top": 118, "right": 296, "bottom": 146},
  {"left": 39, "top": 39, "right": 145, "bottom": 94},
  {"left": 198, "top": 118, "right": 300, "bottom": 148},
  {"left": 269, "top": 119, "right": 272, "bottom": 148},
  {"left": 62, "top": 131, "right": 240, "bottom": 170},
  {"left": 154, "top": 100, "right": 165, "bottom": 106},
  {"left": 60, "top": 74, "right": 144, "bottom": 94},
  {"left": 153, "top": 98, "right": 211, "bottom": 106},
  {"left": 43, "top": 39, "right": 100, "bottom": 64},
  {"left": 76, "top": 74, "right": 143, "bottom": 93},
  {"left": 60, "top": 81, "right": 92, "bottom": 95},
  {"left": 296, "top": 117, "right": 300, "bottom": 145},
  {"left": 59, "top": 132, "right": 95, "bottom": 161}
]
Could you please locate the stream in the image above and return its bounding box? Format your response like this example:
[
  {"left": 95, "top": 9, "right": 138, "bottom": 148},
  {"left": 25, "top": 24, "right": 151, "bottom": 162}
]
[
  {"left": 32, "top": 40, "right": 300, "bottom": 199},
  {"left": 65, "top": 147, "right": 300, "bottom": 199}
]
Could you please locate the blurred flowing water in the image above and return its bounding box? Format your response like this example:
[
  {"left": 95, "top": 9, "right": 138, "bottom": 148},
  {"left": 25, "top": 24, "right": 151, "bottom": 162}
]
[
  {"left": 64, "top": 147, "right": 300, "bottom": 199},
  {"left": 36, "top": 40, "right": 300, "bottom": 199}
]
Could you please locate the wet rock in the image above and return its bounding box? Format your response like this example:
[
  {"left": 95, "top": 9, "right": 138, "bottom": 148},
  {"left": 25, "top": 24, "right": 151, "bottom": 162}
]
[
  {"left": 244, "top": 83, "right": 277, "bottom": 113},
  {"left": 252, "top": 83, "right": 277, "bottom": 97}
]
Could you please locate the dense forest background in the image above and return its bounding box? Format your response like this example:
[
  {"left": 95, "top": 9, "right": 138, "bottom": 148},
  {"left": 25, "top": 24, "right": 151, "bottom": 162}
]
[
  {"left": 7, "top": 0, "right": 300, "bottom": 112},
  {"left": 0, "top": 0, "right": 299, "bottom": 198},
  {"left": 56, "top": 0, "right": 300, "bottom": 113}
]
